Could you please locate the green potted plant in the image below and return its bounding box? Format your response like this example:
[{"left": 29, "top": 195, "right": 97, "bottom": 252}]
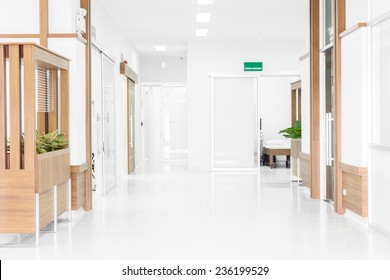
[
  {"left": 279, "top": 120, "right": 301, "bottom": 177},
  {"left": 278, "top": 120, "right": 301, "bottom": 139}
]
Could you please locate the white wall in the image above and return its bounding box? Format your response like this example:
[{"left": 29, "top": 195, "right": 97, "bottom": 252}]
[
  {"left": 0, "top": 0, "right": 39, "bottom": 34},
  {"left": 92, "top": 0, "right": 141, "bottom": 179},
  {"left": 141, "top": 56, "right": 187, "bottom": 83},
  {"left": 49, "top": 0, "right": 79, "bottom": 33},
  {"left": 300, "top": 0, "right": 311, "bottom": 155},
  {"left": 187, "top": 40, "right": 304, "bottom": 170},
  {"left": 346, "top": 0, "right": 367, "bottom": 28},
  {"left": 372, "top": 0, "right": 390, "bottom": 19},
  {"left": 341, "top": 30, "right": 368, "bottom": 167}
]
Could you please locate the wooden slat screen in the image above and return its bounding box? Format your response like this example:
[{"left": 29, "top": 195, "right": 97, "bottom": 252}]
[{"left": 36, "top": 68, "right": 53, "bottom": 113}]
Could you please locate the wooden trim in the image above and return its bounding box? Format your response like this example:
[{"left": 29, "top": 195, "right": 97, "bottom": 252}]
[
  {"left": 0, "top": 46, "right": 6, "bottom": 170},
  {"left": 120, "top": 63, "right": 139, "bottom": 84},
  {"left": 334, "top": 0, "right": 346, "bottom": 215},
  {"left": 340, "top": 163, "right": 367, "bottom": 176},
  {"left": 339, "top": 22, "right": 367, "bottom": 38},
  {"left": 34, "top": 46, "right": 69, "bottom": 70},
  {"left": 291, "top": 80, "right": 301, "bottom": 90},
  {"left": 0, "top": 34, "right": 40, "bottom": 38},
  {"left": 310, "top": 0, "right": 320, "bottom": 199},
  {"left": 299, "top": 52, "right": 310, "bottom": 61},
  {"left": 70, "top": 162, "right": 89, "bottom": 173},
  {"left": 23, "top": 45, "right": 36, "bottom": 171},
  {"left": 81, "top": 0, "right": 92, "bottom": 211},
  {"left": 39, "top": 0, "right": 48, "bottom": 47},
  {"left": 48, "top": 33, "right": 78, "bottom": 38},
  {"left": 47, "top": 33, "right": 87, "bottom": 44}
]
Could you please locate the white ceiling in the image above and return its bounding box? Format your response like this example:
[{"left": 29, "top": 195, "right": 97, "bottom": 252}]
[{"left": 96, "top": 0, "right": 308, "bottom": 57}]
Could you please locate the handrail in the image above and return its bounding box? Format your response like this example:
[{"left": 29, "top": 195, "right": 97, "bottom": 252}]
[
  {"left": 369, "top": 10, "right": 390, "bottom": 27},
  {"left": 339, "top": 22, "right": 367, "bottom": 38},
  {"left": 299, "top": 52, "right": 310, "bottom": 61}
]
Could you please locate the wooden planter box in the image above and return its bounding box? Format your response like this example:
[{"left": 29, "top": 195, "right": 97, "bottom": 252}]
[
  {"left": 0, "top": 43, "right": 70, "bottom": 244},
  {"left": 291, "top": 139, "right": 302, "bottom": 177},
  {"left": 36, "top": 148, "right": 71, "bottom": 229},
  {"left": 0, "top": 149, "right": 70, "bottom": 234}
]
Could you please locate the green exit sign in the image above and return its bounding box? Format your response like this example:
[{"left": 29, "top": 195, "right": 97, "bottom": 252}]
[{"left": 244, "top": 62, "right": 263, "bottom": 71}]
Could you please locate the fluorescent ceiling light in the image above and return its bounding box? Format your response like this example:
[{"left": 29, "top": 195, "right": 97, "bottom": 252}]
[
  {"left": 155, "top": 45, "right": 166, "bottom": 51},
  {"left": 196, "top": 29, "right": 208, "bottom": 37},
  {"left": 196, "top": 12, "right": 211, "bottom": 23},
  {"left": 197, "top": 0, "right": 213, "bottom": 4}
]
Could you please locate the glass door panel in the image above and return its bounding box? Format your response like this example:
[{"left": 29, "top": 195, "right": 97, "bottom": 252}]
[
  {"left": 102, "top": 55, "right": 116, "bottom": 192},
  {"left": 325, "top": 49, "right": 334, "bottom": 203},
  {"left": 213, "top": 77, "right": 258, "bottom": 169}
]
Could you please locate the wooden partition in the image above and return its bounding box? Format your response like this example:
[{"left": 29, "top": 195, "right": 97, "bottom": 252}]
[{"left": 0, "top": 43, "right": 70, "bottom": 244}]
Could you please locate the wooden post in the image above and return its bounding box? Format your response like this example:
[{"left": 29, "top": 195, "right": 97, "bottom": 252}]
[
  {"left": 310, "top": 0, "right": 320, "bottom": 199},
  {"left": 81, "top": 0, "right": 92, "bottom": 211},
  {"left": 334, "top": 0, "right": 346, "bottom": 214},
  {"left": 0, "top": 46, "right": 6, "bottom": 170}
]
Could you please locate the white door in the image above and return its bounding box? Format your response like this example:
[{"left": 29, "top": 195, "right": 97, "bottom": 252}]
[
  {"left": 143, "top": 85, "right": 162, "bottom": 159},
  {"left": 91, "top": 46, "right": 103, "bottom": 193},
  {"left": 102, "top": 54, "right": 116, "bottom": 192},
  {"left": 212, "top": 77, "right": 259, "bottom": 170},
  {"left": 162, "top": 86, "right": 188, "bottom": 160}
]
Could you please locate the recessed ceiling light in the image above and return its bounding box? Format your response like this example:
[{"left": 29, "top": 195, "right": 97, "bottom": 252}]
[
  {"left": 155, "top": 45, "right": 166, "bottom": 51},
  {"left": 196, "top": 29, "right": 208, "bottom": 37},
  {"left": 197, "top": 0, "right": 213, "bottom": 4},
  {"left": 196, "top": 12, "right": 211, "bottom": 23}
]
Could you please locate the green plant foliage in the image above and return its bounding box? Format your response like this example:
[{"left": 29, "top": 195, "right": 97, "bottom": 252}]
[
  {"left": 278, "top": 120, "right": 302, "bottom": 139},
  {"left": 35, "top": 129, "right": 68, "bottom": 154},
  {"left": 6, "top": 130, "right": 68, "bottom": 154}
]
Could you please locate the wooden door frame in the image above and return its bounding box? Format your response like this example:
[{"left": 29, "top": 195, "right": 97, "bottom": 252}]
[{"left": 310, "top": 0, "right": 346, "bottom": 212}]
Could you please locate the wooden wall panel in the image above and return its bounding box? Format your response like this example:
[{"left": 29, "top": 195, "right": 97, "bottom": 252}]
[
  {"left": 299, "top": 152, "right": 311, "bottom": 188},
  {"left": 9, "top": 45, "right": 21, "bottom": 170},
  {"left": 341, "top": 163, "right": 368, "bottom": 217},
  {"left": 0, "top": 46, "right": 6, "bottom": 170},
  {"left": 0, "top": 171, "right": 35, "bottom": 233}
]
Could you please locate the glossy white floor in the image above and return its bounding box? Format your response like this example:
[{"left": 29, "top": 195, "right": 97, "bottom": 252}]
[{"left": 1, "top": 156, "right": 390, "bottom": 260}]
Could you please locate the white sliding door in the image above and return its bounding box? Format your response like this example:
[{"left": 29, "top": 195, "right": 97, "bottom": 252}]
[
  {"left": 212, "top": 77, "right": 259, "bottom": 170},
  {"left": 102, "top": 54, "right": 116, "bottom": 192}
]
